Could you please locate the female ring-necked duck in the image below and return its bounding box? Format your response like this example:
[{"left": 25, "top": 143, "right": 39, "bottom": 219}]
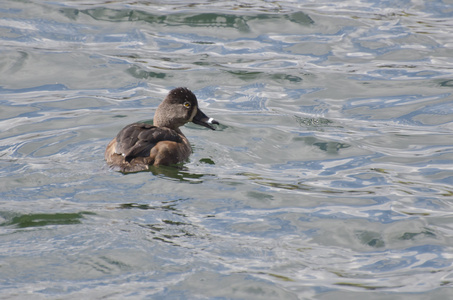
[{"left": 105, "top": 87, "right": 219, "bottom": 172}]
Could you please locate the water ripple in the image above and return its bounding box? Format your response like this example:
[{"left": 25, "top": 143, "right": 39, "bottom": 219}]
[{"left": 1, "top": 0, "right": 453, "bottom": 298}]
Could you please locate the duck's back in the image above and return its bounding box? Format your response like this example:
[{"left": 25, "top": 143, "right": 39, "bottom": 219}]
[{"left": 105, "top": 123, "right": 190, "bottom": 172}]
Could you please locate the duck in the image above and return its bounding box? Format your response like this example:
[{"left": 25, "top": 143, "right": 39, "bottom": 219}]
[{"left": 105, "top": 87, "right": 219, "bottom": 172}]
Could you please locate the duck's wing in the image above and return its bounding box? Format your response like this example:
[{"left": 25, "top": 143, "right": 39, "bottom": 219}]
[{"left": 114, "top": 123, "right": 182, "bottom": 162}]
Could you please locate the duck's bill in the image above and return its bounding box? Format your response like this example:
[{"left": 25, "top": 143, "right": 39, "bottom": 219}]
[{"left": 192, "top": 108, "right": 219, "bottom": 130}]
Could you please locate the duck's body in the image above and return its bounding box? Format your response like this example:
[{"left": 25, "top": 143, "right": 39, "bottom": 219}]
[
  {"left": 105, "top": 123, "right": 191, "bottom": 172},
  {"left": 105, "top": 87, "right": 218, "bottom": 172}
]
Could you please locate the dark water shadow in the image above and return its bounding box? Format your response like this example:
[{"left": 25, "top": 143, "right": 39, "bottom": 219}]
[
  {"left": 61, "top": 8, "right": 313, "bottom": 33},
  {"left": 149, "top": 165, "right": 206, "bottom": 183},
  {"left": 117, "top": 161, "right": 216, "bottom": 183},
  {"left": 118, "top": 201, "right": 180, "bottom": 213},
  {"left": 0, "top": 212, "right": 94, "bottom": 228}
]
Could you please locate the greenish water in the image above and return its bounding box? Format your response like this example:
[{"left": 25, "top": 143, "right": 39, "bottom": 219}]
[{"left": 1, "top": 0, "right": 453, "bottom": 299}]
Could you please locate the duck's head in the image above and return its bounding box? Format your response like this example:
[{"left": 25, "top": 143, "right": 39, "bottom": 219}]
[{"left": 154, "top": 87, "right": 219, "bottom": 130}]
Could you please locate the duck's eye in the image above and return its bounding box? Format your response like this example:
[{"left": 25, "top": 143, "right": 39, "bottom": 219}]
[{"left": 183, "top": 102, "right": 191, "bottom": 108}]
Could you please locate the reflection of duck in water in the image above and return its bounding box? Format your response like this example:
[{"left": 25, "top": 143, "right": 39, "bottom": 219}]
[{"left": 105, "top": 87, "right": 219, "bottom": 173}]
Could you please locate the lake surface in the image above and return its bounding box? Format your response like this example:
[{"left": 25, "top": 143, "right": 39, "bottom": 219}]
[{"left": 1, "top": 0, "right": 453, "bottom": 299}]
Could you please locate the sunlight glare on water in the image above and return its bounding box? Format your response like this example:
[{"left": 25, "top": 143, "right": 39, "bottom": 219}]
[{"left": 1, "top": 0, "right": 453, "bottom": 299}]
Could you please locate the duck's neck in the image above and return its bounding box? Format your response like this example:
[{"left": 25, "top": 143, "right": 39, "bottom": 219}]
[
  {"left": 154, "top": 115, "right": 185, "bottom": 138},
  {"left": 153, "top": 111, "right": 170, "bottom": 128},
  {"left": 153, "top": 106, "right": 179, "bottom": 130}
]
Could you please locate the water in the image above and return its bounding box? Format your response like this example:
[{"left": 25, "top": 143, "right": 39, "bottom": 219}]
[{"left": 1, "top": 0, "right": 453, "bottom": 298}]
